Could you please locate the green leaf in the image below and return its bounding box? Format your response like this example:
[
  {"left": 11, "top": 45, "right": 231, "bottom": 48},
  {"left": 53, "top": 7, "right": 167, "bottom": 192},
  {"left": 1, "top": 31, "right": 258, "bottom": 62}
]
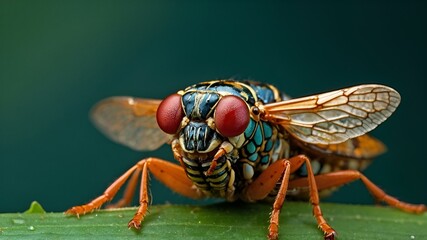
[
  {"left": 0, "top": 202, "right": 425, "bottom": 239},
  {"left": 23, "top": 201, "right": 46, "bottom": 214}
]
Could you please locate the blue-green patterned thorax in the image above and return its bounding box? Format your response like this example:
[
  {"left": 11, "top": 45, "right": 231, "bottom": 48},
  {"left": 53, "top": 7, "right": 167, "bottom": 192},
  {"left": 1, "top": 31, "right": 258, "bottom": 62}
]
[
  {"left": 181, "top": 81, "right": 257, "bottom": 120},
  {"left": 181, "top": 80, "right": 283, "bottom": 118},
  {"left": 178, "top": 80, "right": 287, "bottom": 197}
]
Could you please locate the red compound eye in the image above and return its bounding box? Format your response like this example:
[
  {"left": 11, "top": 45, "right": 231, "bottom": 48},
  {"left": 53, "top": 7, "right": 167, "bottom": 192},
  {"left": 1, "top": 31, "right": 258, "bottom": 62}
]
[
  {"left": 214, "top": 95, "right": 249, "bottom": 137},
  {"left": 156, "top": 93, "right": 184, "bottom": 134}
]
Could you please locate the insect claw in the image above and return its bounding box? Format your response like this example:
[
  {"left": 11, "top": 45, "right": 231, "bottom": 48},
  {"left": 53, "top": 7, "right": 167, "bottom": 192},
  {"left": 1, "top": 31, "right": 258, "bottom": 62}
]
[
  {"left": 128, "top": 220, "right": 141, "bottom": 230},
  {"left": 324, "top": 231, "right": 337, "bottom": 240},
  {"left": 65, "top": 207, "right": 82, "bottom": 218},
  {"left": 267, "top": 232, "right": 278, "bottom": 240}
]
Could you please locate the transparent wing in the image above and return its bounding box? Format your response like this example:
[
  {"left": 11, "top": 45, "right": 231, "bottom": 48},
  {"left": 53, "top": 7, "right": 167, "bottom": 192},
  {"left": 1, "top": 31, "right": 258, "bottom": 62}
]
[
  {"left": 261, "top": 84, "right": 401, "bottom": 144},
  {"left": 91, "top": 97, "right": 169, "bottom": 151}
]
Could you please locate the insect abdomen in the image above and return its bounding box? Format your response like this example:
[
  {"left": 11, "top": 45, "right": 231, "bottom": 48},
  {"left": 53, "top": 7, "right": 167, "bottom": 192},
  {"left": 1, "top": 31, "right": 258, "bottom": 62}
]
[{"left": 182, "top": 156, "right": 232, "bottom": 198}]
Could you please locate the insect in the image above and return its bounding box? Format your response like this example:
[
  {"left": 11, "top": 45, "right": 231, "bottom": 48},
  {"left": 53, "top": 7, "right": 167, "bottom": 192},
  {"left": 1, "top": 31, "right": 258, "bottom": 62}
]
[{"left": 66, "top": 80, "right": 426, "bottom": 239}]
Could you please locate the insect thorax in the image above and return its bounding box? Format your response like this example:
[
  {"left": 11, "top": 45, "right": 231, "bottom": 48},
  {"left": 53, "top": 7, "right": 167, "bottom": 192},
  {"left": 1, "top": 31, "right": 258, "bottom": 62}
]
[{"left": 177, "top": 80, "right": 291, "bottom": 199}]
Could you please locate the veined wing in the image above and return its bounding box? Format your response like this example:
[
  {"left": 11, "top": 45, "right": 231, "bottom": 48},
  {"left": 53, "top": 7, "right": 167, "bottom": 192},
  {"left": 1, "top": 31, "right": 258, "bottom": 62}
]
[
  {"left": 91, "top": 97, "right": 169, "bottom": 151},
  {"left": 260, "top": 84, "right": 400, "bottom": 144}
]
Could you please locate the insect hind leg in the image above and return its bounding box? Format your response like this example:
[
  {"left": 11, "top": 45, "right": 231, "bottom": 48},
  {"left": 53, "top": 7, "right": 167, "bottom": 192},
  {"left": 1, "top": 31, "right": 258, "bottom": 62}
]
[{"left": 290, "top": 170, "right": 426, "bottom": 213}]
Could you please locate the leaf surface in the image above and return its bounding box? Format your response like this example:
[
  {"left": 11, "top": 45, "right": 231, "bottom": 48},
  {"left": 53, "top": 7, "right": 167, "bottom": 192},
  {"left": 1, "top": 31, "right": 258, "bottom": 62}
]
[{"left": 0, "top": 202, "right": 426, "bottom": 240}]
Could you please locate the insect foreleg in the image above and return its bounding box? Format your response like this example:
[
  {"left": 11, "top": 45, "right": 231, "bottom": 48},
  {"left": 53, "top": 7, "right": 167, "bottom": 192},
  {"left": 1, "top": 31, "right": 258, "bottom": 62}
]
[
  {"left": 129, "top": 158, "right": 206, "bottom": 228},
  {"left": 206, "top": 141, "right": 234, "bottom": 175},
  {"left": 65, "top": 163, "right": 141, "bottom": 217},
  {"left": 243, "top": 156, "right": 304, "bottom": 202},
  {"left": 246, "top": 155, "right": 338, "bottom": 239},
  {"left": 66, "top": 157, "right": 205, "bottom": 230},
  {"left": 242, "top": 155, "right": 305, "bottom": 240},
  {"left": 128, "top": 161, "right": 149, "bottom": 228},
  {"left": 267, "top": 160, "right": 291, "bottom": 240},
  {"left": 255, "top": 156, "right": 337, "bottom": 239},
  {"left": 289, "top": 170, "right": 426, "bottom": 214},
  {"left": 106, "top": 166, "right": 142, "bottom": 209},
  {"left": 146, "top": 158, "right": 205, "bottom": 200}
]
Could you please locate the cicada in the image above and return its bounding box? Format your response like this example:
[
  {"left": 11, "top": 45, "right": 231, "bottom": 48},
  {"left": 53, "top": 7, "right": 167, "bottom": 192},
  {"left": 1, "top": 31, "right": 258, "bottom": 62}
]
[{"left": 66, "top": 80, "right": 426, "bottom": 239}]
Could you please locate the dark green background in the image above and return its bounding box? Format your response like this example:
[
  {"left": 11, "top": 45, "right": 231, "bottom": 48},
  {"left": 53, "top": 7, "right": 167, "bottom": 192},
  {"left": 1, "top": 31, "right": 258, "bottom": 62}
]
[{"left": 1, "top": 1, "right": 426, "bottom": 213}]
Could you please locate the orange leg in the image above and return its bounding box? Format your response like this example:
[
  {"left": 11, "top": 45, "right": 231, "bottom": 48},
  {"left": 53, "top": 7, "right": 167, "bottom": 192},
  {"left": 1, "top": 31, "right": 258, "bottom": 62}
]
[
  {"left": 288, "top": 155, "right": 336, "bottom": 240},
  {"left": 289, "top": 170, "right": 426, "bottom": 213},
  {"left": 244, "top": 155, "right": 305, "bottom": 201},
  {"left": 66, "top": 157, "right": 204, "bottom": 229},
  {"left": 128, "top": 161, "right": 149, "bottom": 228},
  {"left": 267, "top": 160, "right": 291, "bottom": 240},
  {"left": 65, "top": 164, "right": 139, "bottom": 217},
  {"left": 106, "top": 167, "right": 141, "bottom": 209},
  {"left": 245, "top": 155, "right": 336, "bottom": 240},
  {"left": 243, "top": 160, "right": 291, "bottom": 240}
]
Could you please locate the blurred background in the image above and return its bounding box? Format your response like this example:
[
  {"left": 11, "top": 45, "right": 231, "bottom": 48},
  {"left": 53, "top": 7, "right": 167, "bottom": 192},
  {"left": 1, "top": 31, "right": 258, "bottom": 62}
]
[{"left": 1, "top": 1, "right": 426, "bottom": 213}]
